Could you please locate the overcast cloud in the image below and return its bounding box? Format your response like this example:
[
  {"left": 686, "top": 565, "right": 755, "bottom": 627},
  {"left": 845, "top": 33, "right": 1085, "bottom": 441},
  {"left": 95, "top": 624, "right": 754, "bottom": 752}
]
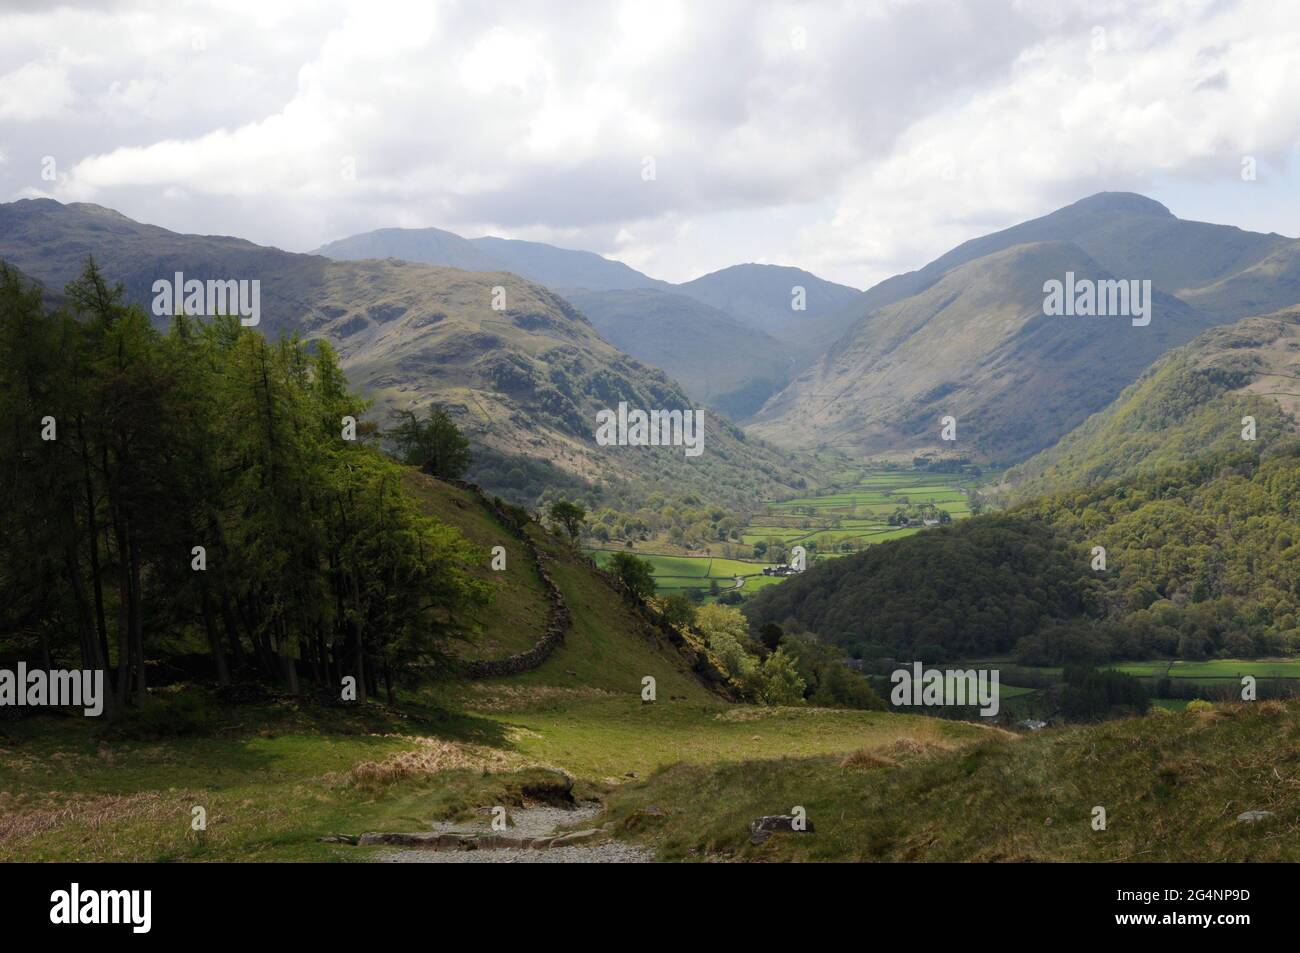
[{"left": 2, "top": 0, "right": 1298, "bottom": 287}]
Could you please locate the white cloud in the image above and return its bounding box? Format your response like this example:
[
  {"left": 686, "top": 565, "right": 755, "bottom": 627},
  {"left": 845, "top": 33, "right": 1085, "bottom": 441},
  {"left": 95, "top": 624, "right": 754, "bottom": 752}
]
[
  {"left": 0, "top": 59, "right": 73, "bottom": 121},
  {"left": 0, "top": 0, "right": 1298, "bottom": 286}
]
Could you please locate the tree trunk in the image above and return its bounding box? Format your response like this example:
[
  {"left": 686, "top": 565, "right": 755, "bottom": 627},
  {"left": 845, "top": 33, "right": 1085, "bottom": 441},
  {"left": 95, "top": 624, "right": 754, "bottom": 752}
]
[
  {"left": 129, "top": 531, "right": 146, "bottom": 707},
  {"left": 199, "top": 583, "right": 231, "bottom": 685},
  {"left": 76, "top": 414, "right": 111, "bottom": 669},
  {"left": 352, "top": 610, "right": 367, "bottom": 705},
  {"left": 220, "top": 593, "right": 247, "bottom": 671},
  {"left": 114, "top": 525, "right": 132, "bottom": 707}
]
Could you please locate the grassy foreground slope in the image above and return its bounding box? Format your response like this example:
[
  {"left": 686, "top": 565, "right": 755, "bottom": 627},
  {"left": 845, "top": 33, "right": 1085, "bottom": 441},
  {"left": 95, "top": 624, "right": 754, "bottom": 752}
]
[
  {"left": 9, "top": 476, "right": 1291, "bottom": 863},
  {"left": 400, "top": 473, "right": 549, "bottom": 661},
  {"left": 0, "top": 474, "right": 976, "bottom": 861},
  {"left": 603, "top": 700, "right": 1300, "bottom": 861}
]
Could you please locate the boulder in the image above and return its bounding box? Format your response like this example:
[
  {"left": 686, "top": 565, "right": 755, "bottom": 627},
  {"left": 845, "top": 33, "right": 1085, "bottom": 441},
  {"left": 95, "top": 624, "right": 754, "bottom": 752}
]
[
  {"left": 749, "top": 814, "right": 815, "bottom": 844},
  {"left": 1236, "top": 810, "right": 1277, "bottom": 824}
]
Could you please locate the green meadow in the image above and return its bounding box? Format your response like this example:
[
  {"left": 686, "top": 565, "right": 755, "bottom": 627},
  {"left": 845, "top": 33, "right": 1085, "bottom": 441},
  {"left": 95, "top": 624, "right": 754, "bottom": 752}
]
[
  {"left": 592, "top": 465, "right": 977, "bottom": 598},
  {"left": 950, "top": 657, "right": 1300, "bottom": 716},
  {"left": 743, "top": 469, "right": 971, "bottom": 554},
  {"left": 992, "top": 657, "right": 1300, "bottom": 685},
  {"left": 585, "top": 549, "right": 784, "bottom": 596},
  {"left": 589, "top": 468, "right": 975, "bottom": 601}
]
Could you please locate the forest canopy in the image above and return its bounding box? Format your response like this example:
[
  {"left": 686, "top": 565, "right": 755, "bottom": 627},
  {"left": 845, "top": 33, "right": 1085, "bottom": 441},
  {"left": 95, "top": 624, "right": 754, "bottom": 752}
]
[{"left": 0, "top": 261, "right": 488, "bottom": 714}]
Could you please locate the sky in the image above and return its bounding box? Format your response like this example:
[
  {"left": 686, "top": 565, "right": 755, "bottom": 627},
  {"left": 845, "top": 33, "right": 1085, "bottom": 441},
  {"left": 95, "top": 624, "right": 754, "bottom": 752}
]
[{"left": 2, "top": 0, "right": 1299, "bottom": 289}]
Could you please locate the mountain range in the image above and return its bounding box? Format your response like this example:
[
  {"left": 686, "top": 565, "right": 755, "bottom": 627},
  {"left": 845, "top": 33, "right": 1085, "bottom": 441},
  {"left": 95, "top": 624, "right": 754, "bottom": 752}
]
[
  {"left": 7, "top": 190, "right": 1300, "bottom": 503},
  {"left": 748, "top": 193, "right": 1300, "bottom": 462},
  {"left": 316, "top": 194, "right": 1300, "bottom": 467},
  {"left": 0, "top": 199, "right": 811, "bottom": 512},
  {"left": 316, "top": 226, "right": 862, "bottom": 414}
]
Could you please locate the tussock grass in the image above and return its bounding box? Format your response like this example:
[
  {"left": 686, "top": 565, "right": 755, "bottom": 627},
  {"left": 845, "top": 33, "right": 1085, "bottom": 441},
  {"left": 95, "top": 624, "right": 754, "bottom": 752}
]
[
  {"left": 601, "top": 700, "right": 1300, "bottom": 862},
  {"left": 340, "top": 736, "right": 525, "bottom": 788}
]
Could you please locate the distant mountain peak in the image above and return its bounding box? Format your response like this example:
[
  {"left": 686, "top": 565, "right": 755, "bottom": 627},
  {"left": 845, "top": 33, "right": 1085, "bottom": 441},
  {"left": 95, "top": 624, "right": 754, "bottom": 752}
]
[
  {"left": 1061, "top": 191, "right": 1173, "bottom": 218},
  {"left": 688, "top": 262, "right": 844, "bottom": 282}
]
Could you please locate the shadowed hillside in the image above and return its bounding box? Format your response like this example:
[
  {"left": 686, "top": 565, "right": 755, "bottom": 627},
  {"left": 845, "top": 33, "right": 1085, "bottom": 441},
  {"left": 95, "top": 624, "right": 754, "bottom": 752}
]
[
  {"left": 750, "top": 240, "right": 1215, "bottom": 461},
  {"left": 1005, "top": 307, "right": 1300, "bottom": 499},
  {"left": 750, "top": 193, "right": 1299, "bottom": 463},
  {"left": 0, "top": 199, "right": 815, "bottom": 512},
  {"left": 561, "top": 287, "right": 792, "bottom": 420}
]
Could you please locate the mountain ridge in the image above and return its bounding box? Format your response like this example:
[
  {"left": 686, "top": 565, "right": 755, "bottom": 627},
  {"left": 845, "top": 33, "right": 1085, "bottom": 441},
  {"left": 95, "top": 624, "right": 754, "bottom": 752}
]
[
  {"left": 0, "top": 198, "right": 813, "bottom": 512},
  {"left": 315, "top": 224, "right": 862, "bottom": 418},
  {"left": 748, "top": 193, "right": 1300, "bottom": 462}
]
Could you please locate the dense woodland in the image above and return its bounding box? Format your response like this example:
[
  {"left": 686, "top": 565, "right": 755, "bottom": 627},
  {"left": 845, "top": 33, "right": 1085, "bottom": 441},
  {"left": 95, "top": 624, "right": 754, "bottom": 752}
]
[
  {"left": 0, "top": 262, "right": 488, "bottom": 715},
  {"left": 746, "top": 446, "right": 1300, "bottom": 665}
]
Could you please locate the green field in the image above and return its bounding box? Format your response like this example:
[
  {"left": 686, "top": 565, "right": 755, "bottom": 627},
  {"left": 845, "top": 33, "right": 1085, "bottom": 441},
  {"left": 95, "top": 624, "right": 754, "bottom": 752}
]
[
  {"left": 992, "top": 657, "right": 1300, "bottom": 685},
  {"left": 892, "top": 679, "right": 1036, "bottom": 706},
  {"left": 953, "top": 657, "right": 1300, "bottom": 716},
  {"left": 591, "top": 468, "right": 975, "bottom": 600},
  {"left": 743, "top": 468, "right": 971, "bottom": 554},
  {"left": 1112, "top": 658, "right": 1300, "bottom": 681},
  {"left": 585, "top": 549, "right": 784, "bottom": 596}
]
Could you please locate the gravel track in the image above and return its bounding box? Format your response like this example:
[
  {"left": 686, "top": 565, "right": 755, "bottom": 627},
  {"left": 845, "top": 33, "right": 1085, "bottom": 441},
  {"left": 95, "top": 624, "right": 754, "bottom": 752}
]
[{"left": 374, "top": 803, "right": 654, "bottom": 864}]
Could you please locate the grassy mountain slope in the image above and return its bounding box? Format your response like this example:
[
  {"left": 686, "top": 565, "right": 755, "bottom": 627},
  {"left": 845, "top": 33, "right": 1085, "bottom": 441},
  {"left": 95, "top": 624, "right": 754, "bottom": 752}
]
[
  {"left": 750, "top": 193, "right": 1298, "bottom": 463},
  {"left": 316, "top": 226, "right": 667, "bottom": 292},
  {"left": 912, "top": 192, "right": 1287, "bottom": 296},
  {"left": 561, "top": 287, "right": 792, "bottom": 420},
  {"left": 0, "top": 199, "right": 811, "bottom": 511},
  {"left": 0, "top": 199, "right": 317, "bottom": 341},
  {"left": 400, "top": 473, "right": 718, "bottom": 698},
  {"left": 674, "top": 262, "right": 863, "bottom": 358},
  {"left": 1005, "top": 308, "right": 1300, "bottom": 499},
  {"left": 750, "top": 240, "right": 1216, "bottom": 461},
  {"left": 1182, "top": 237, "right": 1300, "bottom": 320},
  {"left": 314, "top": 226, "right": 501, "bottom": 271},
  {"left": 847, "top": 192, "right": 1289, "bottom": 324},
  {"left": 400, "top": 473, "right": 552, "bottom": 661},
  {"left": 399, "top": 471, "right": 729, "bottom": 697}
]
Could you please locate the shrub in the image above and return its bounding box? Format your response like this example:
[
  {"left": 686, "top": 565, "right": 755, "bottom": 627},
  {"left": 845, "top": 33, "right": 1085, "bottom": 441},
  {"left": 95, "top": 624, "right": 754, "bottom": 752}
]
[
  {"left": 759, "top": 649, "right": 806, "bottom": 706},
  {"left": 608, "top": 551, "right": 656, "bottom": 600}
]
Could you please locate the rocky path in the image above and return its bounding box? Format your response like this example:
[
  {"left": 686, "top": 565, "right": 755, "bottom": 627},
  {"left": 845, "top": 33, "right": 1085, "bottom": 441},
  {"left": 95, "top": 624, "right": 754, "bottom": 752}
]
[{"left": 373, "top": 804, "right": 653, "bottom": 864}]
